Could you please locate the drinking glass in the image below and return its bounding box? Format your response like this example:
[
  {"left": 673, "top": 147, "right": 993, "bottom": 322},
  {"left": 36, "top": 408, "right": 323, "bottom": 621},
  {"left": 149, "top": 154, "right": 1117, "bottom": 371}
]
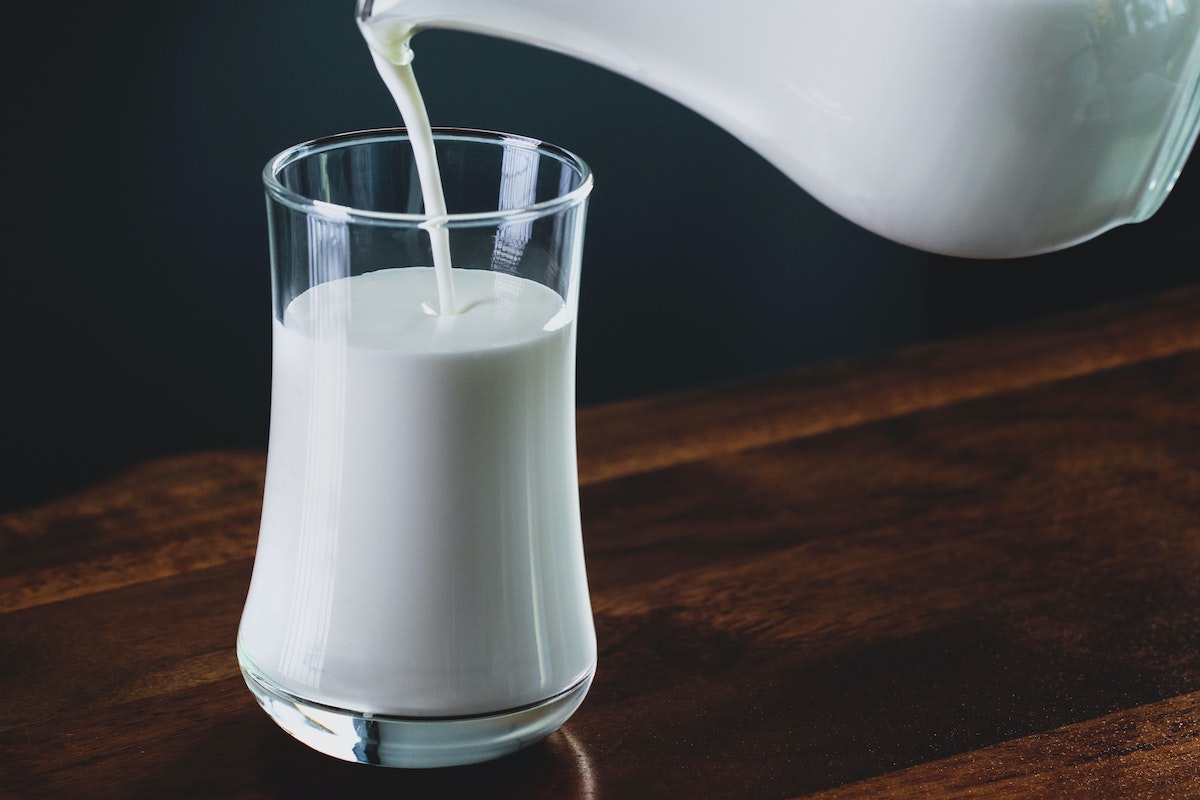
[{"left": 237, "top": 128, "right": 596, "bottom": 768}]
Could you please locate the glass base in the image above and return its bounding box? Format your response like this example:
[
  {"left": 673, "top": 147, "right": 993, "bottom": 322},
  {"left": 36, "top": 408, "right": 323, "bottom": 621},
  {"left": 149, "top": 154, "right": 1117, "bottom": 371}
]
[{"left": 239, "top": 657, "right": 594, "bottom": 768}]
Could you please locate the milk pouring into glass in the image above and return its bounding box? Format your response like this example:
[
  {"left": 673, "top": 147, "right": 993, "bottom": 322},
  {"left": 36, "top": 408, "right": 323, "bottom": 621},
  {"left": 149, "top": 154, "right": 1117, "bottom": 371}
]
[
  {"left": 239, "top": 0, "right": 1200, "bottom": 770},
  {"left": 236, "top": 12, "right": 596, "bottom": 767}
]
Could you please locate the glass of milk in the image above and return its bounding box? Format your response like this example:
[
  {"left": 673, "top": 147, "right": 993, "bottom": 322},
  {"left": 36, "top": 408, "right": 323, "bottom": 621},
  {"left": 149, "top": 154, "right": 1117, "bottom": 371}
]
[{"left": 238, "top": 128, "right": 596, "bottom": 768}]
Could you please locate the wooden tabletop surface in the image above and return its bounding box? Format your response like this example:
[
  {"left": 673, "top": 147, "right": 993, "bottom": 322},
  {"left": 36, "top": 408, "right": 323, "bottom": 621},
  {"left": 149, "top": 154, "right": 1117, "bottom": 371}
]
[{"left": 3, "top": 287, "right": 1199, "bottom": 799}]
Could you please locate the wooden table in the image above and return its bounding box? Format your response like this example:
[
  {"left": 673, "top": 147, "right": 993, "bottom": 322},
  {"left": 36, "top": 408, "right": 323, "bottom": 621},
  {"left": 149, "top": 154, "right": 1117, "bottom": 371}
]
[{"left": 3, "top": 287, "right": 1199, "bottom": 799}]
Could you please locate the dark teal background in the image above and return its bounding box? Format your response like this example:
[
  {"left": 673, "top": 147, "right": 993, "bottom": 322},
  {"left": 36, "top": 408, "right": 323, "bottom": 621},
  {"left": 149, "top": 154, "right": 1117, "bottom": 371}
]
[{"left": 3, "top": 1, "right": 1197, "bottom": 511}]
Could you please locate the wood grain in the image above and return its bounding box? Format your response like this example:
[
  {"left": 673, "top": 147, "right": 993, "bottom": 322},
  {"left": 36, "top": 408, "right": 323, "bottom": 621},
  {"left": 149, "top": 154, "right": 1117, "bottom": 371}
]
[
  {"left": 0, "top": 452, "right": 265, "bottom": 613},
  {"left": 576, "top": 285, "right": 1200, "bottom": 484},
  {"left": 801, "top": 691, "right": 1200, "bottom": 799},
  {"left": 2, "top": 287, "right": 1198, "bottom": 798}
]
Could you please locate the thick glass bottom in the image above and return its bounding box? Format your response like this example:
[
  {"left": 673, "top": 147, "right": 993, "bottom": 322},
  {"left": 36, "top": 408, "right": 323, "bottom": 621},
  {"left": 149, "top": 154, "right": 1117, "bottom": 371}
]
[{"left": 239, "top": 655, "right": 594, "bottom": 768}]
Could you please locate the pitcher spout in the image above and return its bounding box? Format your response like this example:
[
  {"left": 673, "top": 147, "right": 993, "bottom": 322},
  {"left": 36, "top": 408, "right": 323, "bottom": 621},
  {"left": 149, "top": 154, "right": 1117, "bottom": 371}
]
[{"left": 356, "top": 0, "right": 641, "bottom": 77}]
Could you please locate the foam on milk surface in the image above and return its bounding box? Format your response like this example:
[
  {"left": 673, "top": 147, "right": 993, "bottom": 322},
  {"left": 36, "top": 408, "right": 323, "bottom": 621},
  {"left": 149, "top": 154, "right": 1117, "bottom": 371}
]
[
  {"left": 282, "top": 267, "right": 570, "bottom": 351},
  {"left": 240, "top": 268, "right": 595, "bottom": 716}
]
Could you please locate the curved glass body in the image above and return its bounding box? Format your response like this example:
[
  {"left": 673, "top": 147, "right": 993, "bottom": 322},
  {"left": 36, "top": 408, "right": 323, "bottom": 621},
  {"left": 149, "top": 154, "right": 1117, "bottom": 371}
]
[{"left": 238, "top": 129, "right": 596, "bottom": 768}]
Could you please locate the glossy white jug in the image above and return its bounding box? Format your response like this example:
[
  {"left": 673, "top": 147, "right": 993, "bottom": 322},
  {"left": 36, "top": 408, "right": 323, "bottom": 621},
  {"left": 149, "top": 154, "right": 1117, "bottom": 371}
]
[{"left": 359, "top": 0, "right": 1200, "bottom": 258}]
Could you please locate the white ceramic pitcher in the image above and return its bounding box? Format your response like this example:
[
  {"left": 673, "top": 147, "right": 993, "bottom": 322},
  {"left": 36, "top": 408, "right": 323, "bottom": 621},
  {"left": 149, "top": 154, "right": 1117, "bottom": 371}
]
[{"left": 359, "top": 0, "right": 1200, "bottom": 258}]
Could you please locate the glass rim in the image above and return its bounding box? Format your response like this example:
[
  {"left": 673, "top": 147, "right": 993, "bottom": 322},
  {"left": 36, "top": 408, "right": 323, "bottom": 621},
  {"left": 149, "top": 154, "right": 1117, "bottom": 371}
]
[{"left": 263, "top": 127, "right": 594, "bottom": 227}]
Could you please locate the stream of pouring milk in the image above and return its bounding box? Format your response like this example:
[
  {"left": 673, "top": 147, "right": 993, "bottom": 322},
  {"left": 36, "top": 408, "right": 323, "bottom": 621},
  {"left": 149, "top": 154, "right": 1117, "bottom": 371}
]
[{"left": 358, "top": 20, "right": 457, "bottom": 314}]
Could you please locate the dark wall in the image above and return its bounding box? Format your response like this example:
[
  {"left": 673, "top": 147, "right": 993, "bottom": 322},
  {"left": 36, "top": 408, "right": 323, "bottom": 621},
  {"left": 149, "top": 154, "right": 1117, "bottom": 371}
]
[{"left": 4, "top": 1, "right": 1197, "bottom": 512}]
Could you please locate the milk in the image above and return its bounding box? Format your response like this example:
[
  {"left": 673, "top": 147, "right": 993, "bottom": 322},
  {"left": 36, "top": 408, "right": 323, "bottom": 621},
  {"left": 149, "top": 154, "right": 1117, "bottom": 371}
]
[
  {"left": 359, "top": 0, "right": 1200, "bottom": 257},
  {"left": 239, "top": 267, "right": 595, "bottom": 716},
  {"left": 359, "top": 16, "right": 457, "bottom": 312}
]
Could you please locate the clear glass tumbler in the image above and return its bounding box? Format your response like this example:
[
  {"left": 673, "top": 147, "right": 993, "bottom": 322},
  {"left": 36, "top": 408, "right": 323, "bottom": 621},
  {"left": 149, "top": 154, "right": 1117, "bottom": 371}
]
[{"left": 237, "top": 128, "right": 596, "bottom": 768}]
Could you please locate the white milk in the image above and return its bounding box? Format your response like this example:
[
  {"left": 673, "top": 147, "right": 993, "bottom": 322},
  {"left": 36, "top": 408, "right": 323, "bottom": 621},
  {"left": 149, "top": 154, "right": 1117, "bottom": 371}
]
[
  {"left": 360, "top": 0, "right": 1200, "bottom": 257},
  {"left": 239, "top": 267, "right": 595, "bottom": 716},
  {"left": 359, "top": 17, "right": 458, "bottom": 312}
]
